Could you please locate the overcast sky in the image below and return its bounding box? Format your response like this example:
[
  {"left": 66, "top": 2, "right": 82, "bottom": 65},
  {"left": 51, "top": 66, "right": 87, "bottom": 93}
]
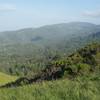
[{"left": 0, "top": 0, "right": 100, "bottom": 31}]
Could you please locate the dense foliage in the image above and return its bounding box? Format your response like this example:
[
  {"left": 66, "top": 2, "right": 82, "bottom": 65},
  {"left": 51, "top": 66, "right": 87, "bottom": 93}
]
[
  {"left": 1, "top": 43, "right": 100, "bottom": 88},
  {"left": 0, "top": 22, "right": 100, "bottom": 76},
  {"left": 0, "top": 42, "right": 100, "bottom": 100}
]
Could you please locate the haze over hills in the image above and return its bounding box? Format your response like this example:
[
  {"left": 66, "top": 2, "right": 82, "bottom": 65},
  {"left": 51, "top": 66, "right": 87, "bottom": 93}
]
[
  {"left": 0, "top": 22, "right": 100, "bottom": 100},
  {"left": 1, "top": 0, "right": 100, "bottom": 99},
  {"left": 0, "top": 22, "right": 100, "bottom": 44},
  {"left": 0, "top": 22, "right": 100, "bottom": 76}
]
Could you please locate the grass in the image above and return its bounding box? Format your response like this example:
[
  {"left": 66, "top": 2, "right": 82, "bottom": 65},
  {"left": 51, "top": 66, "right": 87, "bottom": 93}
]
[
  {"left": 0, "top": 78, "right": 100, "bottom": 100},
  {"left": 0, "top": 72, "right": 18, "bottom": 86}
]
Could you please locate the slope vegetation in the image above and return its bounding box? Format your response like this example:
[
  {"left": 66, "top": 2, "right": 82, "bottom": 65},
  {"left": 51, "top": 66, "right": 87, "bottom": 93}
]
[
  {"left": 0, "top": 72, "right": 17, "bottom": 86},
  {"left": 1, "top": 43, "right": 100, "bottom": 88},
  {"left": 0, "top": 79, "right": 100, "bottom": 100},
  {"left": 0, "top": 22, "right": 100, "bottom": 76},
  {"left": 0, "top": 43, "right": 100, "bottom": 100}
]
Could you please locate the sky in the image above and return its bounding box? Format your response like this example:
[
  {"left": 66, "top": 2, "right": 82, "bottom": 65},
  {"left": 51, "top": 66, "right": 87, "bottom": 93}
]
[{"left": 0, "top": 0, "right": 100, "bottom": 31}]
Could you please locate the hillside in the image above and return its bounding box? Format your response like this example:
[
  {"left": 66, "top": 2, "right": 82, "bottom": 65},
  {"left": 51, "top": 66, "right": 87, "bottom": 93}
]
[
  {"left": 0, "top": 72, "right": 17, "bottom": 86},
  {"left": 0, "top": 43, "right": 100, "bottom": 100},
  {"left": 0, "top": 22, "right": 100, "bottom": 44},
  {"left": 1, "top": 43, "right": 100, "bottom": 88},
  {"left": 0, "top": 22, "right": 100, "bottom": 76},
  {"left": 0, "top": 79, "right": 100, "bottom": 100}
]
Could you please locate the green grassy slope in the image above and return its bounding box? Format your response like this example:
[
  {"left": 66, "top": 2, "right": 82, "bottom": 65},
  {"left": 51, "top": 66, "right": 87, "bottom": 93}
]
[
  {"left": 0, "top": 79, "right": 100, "bottom": 100},
  {"left": 0, "top": 43, "right": 100, "bottom": 100},
  {"left": 0, "top": 72, "right": 17, "bottom": 86}
]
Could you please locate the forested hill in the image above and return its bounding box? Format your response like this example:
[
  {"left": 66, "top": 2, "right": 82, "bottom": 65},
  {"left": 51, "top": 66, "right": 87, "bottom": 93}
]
[
  {"left": 1, "top": 43, "right": 100, "bottom": 88},
  {"left": 0, "top": 22, "right": 100, "bottom": 44},
  {"left": 0, "top": 22, "right": 100, "bottom": 76}
]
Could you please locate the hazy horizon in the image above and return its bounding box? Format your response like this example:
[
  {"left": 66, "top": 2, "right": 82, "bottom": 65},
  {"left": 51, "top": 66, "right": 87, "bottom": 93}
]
[
  {"left": 0, "top": 0, "right": 100, "bottom": 31},
  {"left": 0, "top": 21, "right": 99, "bottom": 33}
]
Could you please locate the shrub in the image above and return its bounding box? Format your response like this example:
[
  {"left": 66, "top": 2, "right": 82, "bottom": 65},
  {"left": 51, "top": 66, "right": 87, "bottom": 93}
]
[{"left": 76, "top": 63, "right": 91, "bottom": 75}]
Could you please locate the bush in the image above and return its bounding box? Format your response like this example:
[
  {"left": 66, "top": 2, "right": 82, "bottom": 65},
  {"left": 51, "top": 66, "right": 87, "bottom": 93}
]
[{"left": 76, "top": 63, "right": 91, "bottom": 75}]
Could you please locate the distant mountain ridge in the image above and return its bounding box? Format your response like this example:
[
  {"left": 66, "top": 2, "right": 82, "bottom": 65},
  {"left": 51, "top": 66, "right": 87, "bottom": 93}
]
[
  {"left": 0, "top": 22, "right": 99, "bottom": 76},
  {"left": 0, "top": 22, "right": 100, "bottom": 44}
]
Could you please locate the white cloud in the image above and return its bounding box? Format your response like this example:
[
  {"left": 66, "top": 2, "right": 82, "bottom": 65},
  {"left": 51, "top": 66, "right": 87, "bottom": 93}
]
[
  {"left": 0, "top": 4, "right": 16, "bottom": 12},
  {"left": 82, "top": 10, "right": 100, "bottom": 18}
]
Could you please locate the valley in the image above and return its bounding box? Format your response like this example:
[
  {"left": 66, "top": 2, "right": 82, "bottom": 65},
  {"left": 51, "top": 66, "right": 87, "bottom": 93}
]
[{"left": 0, "top": 22, "right": 100, "bottom": 100}]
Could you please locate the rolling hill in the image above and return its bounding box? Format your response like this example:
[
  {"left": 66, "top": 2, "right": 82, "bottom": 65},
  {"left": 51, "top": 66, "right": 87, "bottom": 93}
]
[
  {"left": 0, "top": 43, "right": 100, "bottom": 100},
  {"left": 0, "top": 22, "right": 100, "bottom": 44},
  {"left": 0, "top": 22, "right": 99, "bottom": 98},
  {"left": 0, "top": 22, "right": 99, "bottom": 76},
  {"left": 0, "top": 43, "right": 100, "bottom": 88}
]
